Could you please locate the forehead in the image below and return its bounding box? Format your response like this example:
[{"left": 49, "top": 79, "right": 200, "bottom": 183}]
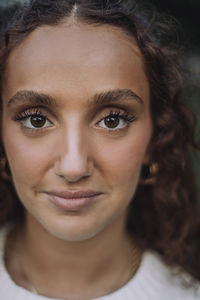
[{"left": 3, "top": 22, "right": 149, "bottom": 102}]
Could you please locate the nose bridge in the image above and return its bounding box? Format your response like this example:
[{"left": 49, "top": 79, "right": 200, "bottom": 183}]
[
  {"left": 64, "top": 124, "right": 85, "bottom": 160},
  {"left": 55, "top": 120, "right": 91, "bottom": 181}
]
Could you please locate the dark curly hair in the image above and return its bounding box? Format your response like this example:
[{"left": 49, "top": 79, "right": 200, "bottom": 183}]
[{"left": 0, "top": 0, "right": 200, "bottom": 280}]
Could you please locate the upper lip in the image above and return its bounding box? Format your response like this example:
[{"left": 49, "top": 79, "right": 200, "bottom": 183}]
[{"left": 45, "top": 190, "right": 102, "bottom": 199}]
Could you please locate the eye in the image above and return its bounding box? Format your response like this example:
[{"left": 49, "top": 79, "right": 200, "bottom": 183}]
[
  {"left": 14, "top": 108, "right": 53, "bottom": 130},
  {"left": 98, "top": 115, "right": 125, "bottom": 129},
  {"left": 23, "top": 114, "right": 52, "bottom": 129},
  {"left": 96, "top": 110, "right": 136, "bottom": 130}
]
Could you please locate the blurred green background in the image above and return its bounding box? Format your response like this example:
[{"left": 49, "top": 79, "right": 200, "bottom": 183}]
[{"left": 0, "top": 0, "right": 200, "bottom": 194}]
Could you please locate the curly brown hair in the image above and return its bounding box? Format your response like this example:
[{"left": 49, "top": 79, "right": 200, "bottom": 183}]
[{"left": 0, "top": 0, "right": 200, "bottom": 280}]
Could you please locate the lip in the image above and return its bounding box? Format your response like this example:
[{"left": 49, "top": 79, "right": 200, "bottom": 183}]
[{"left": 44, "top": 190, "right": 102, "bottom": 211}]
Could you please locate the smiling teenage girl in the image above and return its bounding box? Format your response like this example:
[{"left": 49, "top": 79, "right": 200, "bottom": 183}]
[{"left": 0, "top": 1, "right": 200, "bottom": 300}]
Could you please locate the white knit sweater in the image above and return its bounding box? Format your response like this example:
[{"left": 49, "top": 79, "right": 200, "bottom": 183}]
[{"left": 0, "top": 228, "right": 199, "bottom": 300}]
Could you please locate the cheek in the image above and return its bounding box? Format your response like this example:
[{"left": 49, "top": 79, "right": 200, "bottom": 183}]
[
  {"left": 97, "top": 132, "right": 150, "bottom": 187},
  {"left": 3, "top": 130, "right": 51, "bottom": 187}
]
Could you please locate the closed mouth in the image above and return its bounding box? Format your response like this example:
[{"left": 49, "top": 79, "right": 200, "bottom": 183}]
[
  {"left": 45, "top": 190, "right": 102, "bottom": 199},
  {"left": 44, "top": 190, "right": 103, "bottom": 211}
]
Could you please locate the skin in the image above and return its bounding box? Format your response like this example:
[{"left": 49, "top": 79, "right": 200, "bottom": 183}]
[{"left": 2, "top": 22, "right": 152, "bottom": 299}]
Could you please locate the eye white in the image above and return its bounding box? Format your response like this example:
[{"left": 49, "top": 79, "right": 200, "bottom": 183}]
[
  {"left": 22, "top": 116, "right": 52, "bottom": 129},
  {"left": 97, "top": 117, "right": 127, "bottom": 130}
]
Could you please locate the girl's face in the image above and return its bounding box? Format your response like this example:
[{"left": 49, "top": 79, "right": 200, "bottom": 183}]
[{"left": 2, "top": 23, "right": 152, "bottom": 241}]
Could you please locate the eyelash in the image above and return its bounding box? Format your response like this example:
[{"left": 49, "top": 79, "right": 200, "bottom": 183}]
[
  {"left": 14, "top": 108, "right": 44, "bottom": 120},
  {"left": 14, "top": 107, "right": 52, "bottom": 130},
  {"left": 13, "top": 107, "right": 136, "bottom": 132},
  {"left": 96, "top": 109, "right": 136, "bottom": 131}
]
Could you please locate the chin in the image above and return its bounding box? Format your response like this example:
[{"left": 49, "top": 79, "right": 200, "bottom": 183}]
[
  {"left": 47, "top": 226, "right": 102, "bottom": 242},
  {"left": 39, "top": 216, "right": 106, "bottom": 242}
]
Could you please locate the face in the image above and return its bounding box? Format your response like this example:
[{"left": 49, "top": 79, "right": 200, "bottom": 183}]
[{"left": 2, "top": 22, "right": 152, "bottom": 242}]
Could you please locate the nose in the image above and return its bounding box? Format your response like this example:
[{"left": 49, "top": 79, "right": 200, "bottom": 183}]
[{"left": 54, "top": 126, "right": 92, "bottom": 183}]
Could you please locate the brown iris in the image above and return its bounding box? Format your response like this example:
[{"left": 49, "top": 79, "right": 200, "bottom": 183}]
[
  {"left": 30, "top": 115, "right": 46, "bottom": 128},
  {"left": 104, "top": 116, "right": 120, "bottom": 128}
]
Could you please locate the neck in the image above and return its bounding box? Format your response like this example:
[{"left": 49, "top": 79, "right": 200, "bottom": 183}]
[{"left": 6, "top": 212, "right": 142, "bottom": 300}]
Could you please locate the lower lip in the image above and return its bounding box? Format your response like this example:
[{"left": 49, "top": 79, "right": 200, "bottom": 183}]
[{"left": 46, "top": 193, "right": 102, "bottom": 211}]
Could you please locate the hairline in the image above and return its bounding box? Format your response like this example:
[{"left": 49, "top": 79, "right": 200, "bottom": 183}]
[{"left": 2, "top": 17, "right": 146, "bottom": 98}]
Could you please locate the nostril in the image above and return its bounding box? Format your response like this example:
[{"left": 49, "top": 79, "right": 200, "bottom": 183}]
[{"left": 55, "top": 172, "right": 91, "bottom": 183}]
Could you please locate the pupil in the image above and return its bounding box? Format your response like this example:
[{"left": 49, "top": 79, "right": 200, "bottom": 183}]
[
  {"left": 105, "top": 116, "right": 119, "bottom": 128},
  {"left": 30, "top": 115, "right": 46, "bottom": 128}
]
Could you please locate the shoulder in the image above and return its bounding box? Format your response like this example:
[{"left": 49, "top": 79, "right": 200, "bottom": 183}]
[
  {"left": 96, "top": 251, "right": 200, "bottom": 300},
  {"left": 132, "top": 251, "right": 200, "bottom": 300},
  {"left": 0, "top": 226, "right": 15, "bottom": 298},
  {"left": 0, "top": 226, "right": 55, "bottom": 300}
]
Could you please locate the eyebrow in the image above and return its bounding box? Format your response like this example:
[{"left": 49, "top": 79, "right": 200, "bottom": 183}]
[
  {"left": 93, "top": 89, "right": 144, "bottom": 106},
  {"left": 7, "top": 88, "right": 144, "bottom": 108},
  {"left": 7, "top": 90, "right": 57, "bottom": 107}
]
